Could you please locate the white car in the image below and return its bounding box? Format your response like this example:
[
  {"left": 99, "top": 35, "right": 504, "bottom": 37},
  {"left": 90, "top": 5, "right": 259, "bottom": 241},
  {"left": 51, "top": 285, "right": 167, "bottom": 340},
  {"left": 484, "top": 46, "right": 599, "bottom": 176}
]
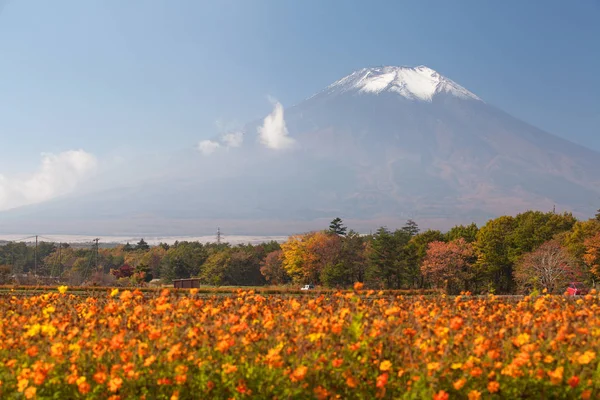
[{"left": 300, "top": 284, "right": 315, "bottom": 291}]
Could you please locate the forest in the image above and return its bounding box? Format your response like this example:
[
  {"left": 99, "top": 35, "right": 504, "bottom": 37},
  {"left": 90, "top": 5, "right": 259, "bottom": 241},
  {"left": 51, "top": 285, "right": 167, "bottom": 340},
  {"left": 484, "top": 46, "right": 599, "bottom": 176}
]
[{"left": 1, "top": 210, "right": 600, "bottom": 294}]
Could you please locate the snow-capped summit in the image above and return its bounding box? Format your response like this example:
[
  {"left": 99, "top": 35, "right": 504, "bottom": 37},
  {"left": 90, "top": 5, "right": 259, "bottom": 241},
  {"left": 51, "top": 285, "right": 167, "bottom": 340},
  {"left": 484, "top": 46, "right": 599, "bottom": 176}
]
[{"left": 323, "top": 65, "right": 481, "bottom": 102}]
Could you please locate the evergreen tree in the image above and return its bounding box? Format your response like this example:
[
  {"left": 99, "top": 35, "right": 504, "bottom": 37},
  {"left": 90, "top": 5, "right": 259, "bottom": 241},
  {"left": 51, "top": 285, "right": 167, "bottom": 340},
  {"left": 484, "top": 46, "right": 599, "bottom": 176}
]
[
  {"left": 136, "top": 239, "right": 150, "bottom": 251},
  {"left": 402, "top": 219, "right": 419, "bottom": 237},
  {"left": 328, "top": 217, "right": 348, "bottom": 236}
]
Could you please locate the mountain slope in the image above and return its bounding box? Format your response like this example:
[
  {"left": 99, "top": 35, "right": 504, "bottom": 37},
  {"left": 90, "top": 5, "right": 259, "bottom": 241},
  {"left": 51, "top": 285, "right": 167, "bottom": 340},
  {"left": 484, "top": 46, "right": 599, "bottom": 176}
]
[{"left": 1, "top": 66, "right": 599, "bottom": 235}]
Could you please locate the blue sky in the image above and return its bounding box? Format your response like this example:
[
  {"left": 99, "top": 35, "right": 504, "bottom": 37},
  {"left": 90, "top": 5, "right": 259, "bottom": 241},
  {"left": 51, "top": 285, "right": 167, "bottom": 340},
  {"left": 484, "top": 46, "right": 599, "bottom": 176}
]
[{"left": 1, "top": 0, "right": 599, "bottom": 176}]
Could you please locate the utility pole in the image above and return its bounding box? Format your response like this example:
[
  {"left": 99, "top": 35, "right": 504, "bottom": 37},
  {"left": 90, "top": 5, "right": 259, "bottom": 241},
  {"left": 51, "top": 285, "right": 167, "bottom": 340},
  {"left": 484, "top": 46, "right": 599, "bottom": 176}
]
[
  {"left": 34, "top": 235, "right": 38, "bottom": 276},
  {"left": 94, "top": 238, "right": 100, "bottom": 271}
]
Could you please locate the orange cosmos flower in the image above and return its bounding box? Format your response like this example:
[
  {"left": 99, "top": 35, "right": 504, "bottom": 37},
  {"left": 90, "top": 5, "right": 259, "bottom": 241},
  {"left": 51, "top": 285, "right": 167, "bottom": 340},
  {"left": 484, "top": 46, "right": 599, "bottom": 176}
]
[
  {"left": 453, "top": 378, "right": 467, "bottom": 390},
  {"left": 468, "top": 390, "right": 481, "bottom": 400},
  {"left": 26, "top": 346, "right": 39, "bottom": 357},
  {"left": 487, "top": 381, "right": 500, "bottom": 393},
  {"left": 332, "top": 358, "right": 343, "bottom": 368},
  {"left": 108, "top": 377, "right": 123, "bottom": 392},
  {"left": 290, "top": 365, "right": 308, "bottom": 381},
  {"left": 433, "top": 390, "right": 449, "bottom": 400},
  {"left": 222, "top": 363, "right": 238, "bottom": 374},
  {"left": 346, "top": 376, "right": 357, "bottom": 388},
  {"left": 449, "top": 316, "right": 464, "bottom": 330},
  {"left": 93, "top": 371, "right": 107, "bottom": 384},
  {"left": 24, "top": 386, "right": 36, "bottom": 399},
  {"left": 376, "top": 373, "right": 388, "bottom": 388},
  {"left": 78, "top": 381, "right": 91, "bottom": 395}
]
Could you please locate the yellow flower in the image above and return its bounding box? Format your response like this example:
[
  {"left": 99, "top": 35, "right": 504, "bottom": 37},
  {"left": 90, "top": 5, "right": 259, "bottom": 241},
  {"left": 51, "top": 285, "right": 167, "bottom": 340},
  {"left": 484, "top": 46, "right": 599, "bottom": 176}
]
[
  {"left": 379, "top": 360, "right": 392, "bottom": 372},
  {"left": 58, "top": 285, "right": 68, "bottom": 294},
  {"left": 110, "top": 288, "right": 119, "bottom": 297},
  {"left": 451, "top": 362, "right": 463, "bottom": 370},
  {"left": 427, "top": 362, "right": 441, "bottom": 371},
  {"left": 578, "top": 351, "right": 596, "bottom": 365}
]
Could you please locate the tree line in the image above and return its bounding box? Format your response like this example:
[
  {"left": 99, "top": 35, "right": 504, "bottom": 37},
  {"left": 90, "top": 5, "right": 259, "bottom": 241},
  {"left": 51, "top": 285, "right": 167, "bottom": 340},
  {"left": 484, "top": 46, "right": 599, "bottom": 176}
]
[{"left": 1, "top": 210, "right": 600, "bottom": 294}]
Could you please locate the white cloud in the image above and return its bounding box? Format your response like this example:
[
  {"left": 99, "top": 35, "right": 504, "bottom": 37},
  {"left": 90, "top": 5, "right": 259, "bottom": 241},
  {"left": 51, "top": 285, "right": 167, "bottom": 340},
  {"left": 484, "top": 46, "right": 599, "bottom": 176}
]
[
  {"left": 258, "top": 101, "right": 295, "bottom": 150},
  {"left": 222, "top": 131, "right": 244, "bottom": 148},
  {"left": 197, "top": 140, "right": 221, "bottom": 155},
  {"left": 0, "top": 149, "right": 97, "bottom": 211}
]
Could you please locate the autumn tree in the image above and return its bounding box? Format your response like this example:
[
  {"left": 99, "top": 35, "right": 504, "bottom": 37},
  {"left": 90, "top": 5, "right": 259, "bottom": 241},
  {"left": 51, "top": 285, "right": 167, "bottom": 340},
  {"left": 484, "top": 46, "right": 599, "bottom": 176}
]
[
  {"left": 112, "top": 264, "right": 134, "bottom": 279},
  {"left": 321, "top": 230, "right": 366, "bottom": 287},
  {"left": 421, "top": 238, "right": 476, "bottom": 294},
  {"left": 404, "top": 229, "right": 445, "bottom": 288},
  {"left": 260, "top": 250, "right": 290, "bottom": 285},
  {"left": 514, "top": 239, "right": 583, "bottom": 294},
  {"left": 563, "top": 219, "right": 600, "bottom": 264},
  {"left": 583, "top": 233, "right": 600, "bottom": 280},
  {"left": 280, "top": 231, "right": 342, "bottom": 285}
]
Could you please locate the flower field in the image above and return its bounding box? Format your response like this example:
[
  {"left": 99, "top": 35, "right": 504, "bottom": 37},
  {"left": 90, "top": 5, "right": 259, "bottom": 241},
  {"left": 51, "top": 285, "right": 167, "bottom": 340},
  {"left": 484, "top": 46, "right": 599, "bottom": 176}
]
[{"left": 0, "top": 287, "right": 599, "bottom": 399}]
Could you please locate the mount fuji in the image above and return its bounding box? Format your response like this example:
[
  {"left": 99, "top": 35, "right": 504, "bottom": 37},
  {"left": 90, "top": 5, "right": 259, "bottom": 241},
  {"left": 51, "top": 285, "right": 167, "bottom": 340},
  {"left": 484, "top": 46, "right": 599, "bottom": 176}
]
[{"left": 2, "top": 66, "right": 599, "bottom": 235}]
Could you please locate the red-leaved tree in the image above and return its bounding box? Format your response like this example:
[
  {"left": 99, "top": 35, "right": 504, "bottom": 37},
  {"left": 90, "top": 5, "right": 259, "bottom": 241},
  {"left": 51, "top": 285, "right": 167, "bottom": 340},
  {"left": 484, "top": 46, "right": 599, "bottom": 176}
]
[
  {"left": 260, "top": 250, "right": 290, "bottom": 285},
  {"left": 421, "top": 238, "right": 475, "bottom": 294},
  {"left": 514, "top": 239, "right": 584, "bottom": 294}
]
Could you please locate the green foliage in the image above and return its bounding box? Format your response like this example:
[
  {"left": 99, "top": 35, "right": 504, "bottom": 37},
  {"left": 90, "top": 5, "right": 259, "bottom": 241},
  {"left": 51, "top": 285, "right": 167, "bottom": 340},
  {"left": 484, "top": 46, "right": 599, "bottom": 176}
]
[
  {"left": 366, "top": 227, "right": 412, "bottom": 289},
  {"left": 475, "top": 211, "right": 576, "bottom": 294},
  {"left": 445, "top": 223, "right": 479, "bottom": 243}
]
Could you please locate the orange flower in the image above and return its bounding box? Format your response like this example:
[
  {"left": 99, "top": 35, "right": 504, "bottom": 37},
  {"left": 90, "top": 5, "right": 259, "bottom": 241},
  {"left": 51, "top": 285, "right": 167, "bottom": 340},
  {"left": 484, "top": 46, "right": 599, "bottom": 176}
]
[
  {"left": 108, "top": 377, "right": 123, "bottom": 392},
  {"left": 433, "top": 390, "right": 449, "bottom": 400},
  {"left": 376, "top": 373, "right": 388, "bottom": 388},
  {"left": 78, "top": 381, "right": 91, "bottom": 395},
  {"left": 353, "top": 282, "right": 364, "bottom": 291},
  {"left": 346, "top": 376, "right": 357, "bottom": 388},
  {"left": 332, "top": 358, "right": 343, "bottom": 368},
  {"left": 222, "top": 363, "right": 238, "bottom": 374},
  {"left": 581, "top": 389, "right": 592, "bottom": 400},
  {"left": 450, "top": 316, "right": 464, "bottom": 330},
  {"left": 290, "top": 365, "right": 308, "bottom": 382},
  {"left": 26, "top": 346, "right": 39, "bottom": 357},
  {"left": 468, "top": 390, "right": 481, "bottom": 400},
  {"left": 24, "top": 386, "right": 36, "bottom": 399},
  {"left": 453, "top": 378, "right": 467, "bottom": 390},
  {"left": 93, "top": 371, "right": 107, "bottom": 384},
  {"left": 487, "top": 381, "right": 500, "bottom": 393}
]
